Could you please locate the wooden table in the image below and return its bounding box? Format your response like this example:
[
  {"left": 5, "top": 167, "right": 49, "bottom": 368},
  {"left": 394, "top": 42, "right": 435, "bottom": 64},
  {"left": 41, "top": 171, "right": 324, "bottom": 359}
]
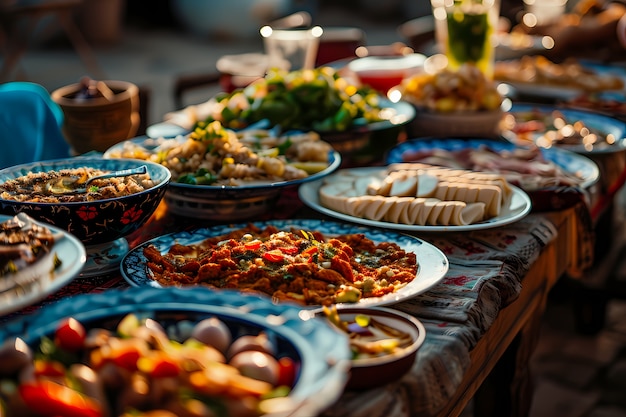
[
  {"left": 436, "top": 208, "right": 578, "bottom": 417},
  {"left": 314, "top": 202, "right": 590, "bottom": 417},
  {"left": 0, "top": 193, "right": 595, "bottom": 417}
]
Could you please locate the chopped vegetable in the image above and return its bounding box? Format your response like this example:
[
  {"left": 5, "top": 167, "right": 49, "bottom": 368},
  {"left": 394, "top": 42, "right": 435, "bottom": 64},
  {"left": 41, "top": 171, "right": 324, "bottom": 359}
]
[
  {"left": 198, "top": 67, "right": 387, "bottom": 132},
  {"left": 322, "top": 306, "right": 413, "bottom": 359}
]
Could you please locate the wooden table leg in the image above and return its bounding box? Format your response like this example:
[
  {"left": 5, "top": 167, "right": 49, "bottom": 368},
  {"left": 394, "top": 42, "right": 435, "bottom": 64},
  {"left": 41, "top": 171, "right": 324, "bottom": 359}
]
[{"left": 473, "top": 303, "right": 545, "bottom": 417}]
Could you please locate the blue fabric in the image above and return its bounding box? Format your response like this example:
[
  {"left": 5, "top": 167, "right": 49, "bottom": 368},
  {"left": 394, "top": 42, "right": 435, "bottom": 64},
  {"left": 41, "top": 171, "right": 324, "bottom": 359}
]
[{"left": 0, "top": 82, "right": 71, "bottom": 169}]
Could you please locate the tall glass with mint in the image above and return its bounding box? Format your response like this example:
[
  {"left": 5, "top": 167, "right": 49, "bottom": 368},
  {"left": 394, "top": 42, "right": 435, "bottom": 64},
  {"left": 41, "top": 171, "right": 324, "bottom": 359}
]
[{"left": 431, "top": 0, "right": 500, "bottom": 79}]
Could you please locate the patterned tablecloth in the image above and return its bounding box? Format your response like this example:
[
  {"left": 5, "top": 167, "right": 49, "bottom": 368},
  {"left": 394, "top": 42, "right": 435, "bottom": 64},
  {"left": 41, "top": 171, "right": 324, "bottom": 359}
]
[
  {"left": 1, "top": 189, "right": 594, "bottom": 417},
  {"left": 321, "top": 212, "right": 562, "bottom": 417}
]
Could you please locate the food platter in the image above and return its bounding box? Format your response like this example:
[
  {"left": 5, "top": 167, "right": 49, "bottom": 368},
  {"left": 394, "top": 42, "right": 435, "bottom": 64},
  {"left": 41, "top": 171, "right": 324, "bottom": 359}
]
[
  {"left": 0, "top": 286, "right": 352, "bottom": 416},
  {"left": 160, "top": 92, "right": 415, "bottom": 135},
  {"left": 104, "top": 135, "right": 342, "bottom": 220},
  {"left": 104, "top": 135, "right": 342, "bottom": 190},
  {"left": 121, "top": 219, "right": 449, "bottom": 308},
  {"left": 495, "top": 59, "right": 626, "bottom": 101},
  {"left": 502, "top": 103, "right": 626, "bottom": 154},
  {"left": 158, "top": 97, "right": 415, "bottom": 163},
  {"left": 386, "top": 138, "right": 600, "bottom": 190},
  {"left": 563, "top": 90, "right": 626, "bottom": 121},
  {"left": 0, "top": 214, "right": 86, "bottom": 316},
  {"left": 299, "top": 167, "right": 532, "bottom": 232}
]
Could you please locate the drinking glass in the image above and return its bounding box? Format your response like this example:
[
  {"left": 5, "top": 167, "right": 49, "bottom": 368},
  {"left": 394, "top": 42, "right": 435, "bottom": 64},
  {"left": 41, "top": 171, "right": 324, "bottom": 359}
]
[
  {"left": 260, "top": 26, "right": 323, "bottom": 71},
  {"left": 431, "top": 0, "right": 500, "bottom": 79}
]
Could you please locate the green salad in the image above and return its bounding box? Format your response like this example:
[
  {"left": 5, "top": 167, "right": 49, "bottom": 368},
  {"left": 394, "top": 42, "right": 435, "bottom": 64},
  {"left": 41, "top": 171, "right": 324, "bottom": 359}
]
[{"left": 197, "top": 66, "right": 387, "bottom": 132}]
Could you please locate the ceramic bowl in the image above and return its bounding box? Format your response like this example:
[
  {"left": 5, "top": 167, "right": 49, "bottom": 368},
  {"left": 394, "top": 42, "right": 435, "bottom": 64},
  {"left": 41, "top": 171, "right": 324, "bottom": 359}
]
[
  {"left": 322, "top": 306, "right": 426, "bottom": 391},
  {"left": 314, "top": 99, "right": 416, "bottom": 166},
  {"left": 51, "top": 80, "right": 140, "bottom": 154},
  {"left": 347, "top": 53, "right": 427, "bottom": 93},
  {"left": 0, "top": 286, "right": 352, "bottom": 416},
  {"left": 104, "top": 136, "right": 343, "bottom": 221},
  {"left": 162, "top": 151, "right": 342, "bottom": 221},
  {"left": 0, "top": 157, "right": 171, "bottom": 245}
]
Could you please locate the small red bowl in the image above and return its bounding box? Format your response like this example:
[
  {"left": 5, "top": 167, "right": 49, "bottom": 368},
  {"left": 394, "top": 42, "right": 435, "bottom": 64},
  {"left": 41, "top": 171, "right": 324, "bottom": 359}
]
[{"left": 348, "top": 53, "right": 426, "bottom": 93}]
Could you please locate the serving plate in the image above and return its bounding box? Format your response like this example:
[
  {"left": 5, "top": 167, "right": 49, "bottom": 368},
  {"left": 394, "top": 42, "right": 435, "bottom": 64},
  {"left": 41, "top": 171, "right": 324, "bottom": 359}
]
[
  {"left": 0, "top": 286, "right": 352, "bottom": 416},
  {"left": 563, "top": 91, "right": 626, "bottom": 121},
  {"left": 299, "top": 167, "right": 532, "bottom": 232},
  {"left": 502, "top": 83, "right": 599, "bottom": 101},
  {"left": 502, "top": 103, "right": 626, "bottom": 154},
  {"left": 121, "top": 219, "right": 449, "bottom": 308},
  {"left": 0, "top": 214, "right": 86, "bottom": 316},
  {"left": 386, "top": 138, "right": 600, "bottom": 190},
  {"left": 496, "top": 61, "right": 626, "bottom": 101}
]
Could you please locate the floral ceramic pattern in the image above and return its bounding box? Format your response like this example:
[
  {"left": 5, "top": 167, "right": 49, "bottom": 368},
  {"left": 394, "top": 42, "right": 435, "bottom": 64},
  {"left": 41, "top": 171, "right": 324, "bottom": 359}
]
[
  {"left": 0, "top": 157, "right": 171, "bottom": 245},
  {"left": 121, "top": 219, "right": 449, "bottom": 308}
]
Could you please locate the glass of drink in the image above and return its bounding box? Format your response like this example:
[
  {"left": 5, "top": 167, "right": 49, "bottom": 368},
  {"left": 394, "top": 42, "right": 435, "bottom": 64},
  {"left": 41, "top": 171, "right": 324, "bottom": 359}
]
[
  {"left": 431, "top": 0, "right": 500, "bottom": 79},
  {"left": 260, "top": 26, "right": 323, "bottom": 71}
]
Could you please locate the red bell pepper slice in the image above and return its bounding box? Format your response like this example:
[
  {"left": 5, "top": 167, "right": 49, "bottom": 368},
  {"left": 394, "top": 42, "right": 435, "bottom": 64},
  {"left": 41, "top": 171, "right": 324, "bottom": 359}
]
[
  {"left": 262, "top": 251, "right": 284, "bottom": 263},
  {"left": 278, "top": 246, "right": 299, "bottom": 255},
  {"left": 19, "top": 379, "right": 102, "bottom": 417},
  {"left": 302, "top": 246, "right": 318, "bottom": 258},
  {"left": 244, "top": 240, "right": 262, "bottom": 251},
  {"left": 276, "top": 356, "right": 297, "bottom": 387},
  {"left": 54, "top": 317, "right": 86, "bottom": 352}
]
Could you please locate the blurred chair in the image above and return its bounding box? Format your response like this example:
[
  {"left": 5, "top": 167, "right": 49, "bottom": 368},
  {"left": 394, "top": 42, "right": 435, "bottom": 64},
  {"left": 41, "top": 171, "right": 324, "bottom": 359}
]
[
  {"left": 0, "top": 0, "right": 104, "bottom": 82},
  {"left": 0, "top": 81, "right": 71, "bottom": 168}
]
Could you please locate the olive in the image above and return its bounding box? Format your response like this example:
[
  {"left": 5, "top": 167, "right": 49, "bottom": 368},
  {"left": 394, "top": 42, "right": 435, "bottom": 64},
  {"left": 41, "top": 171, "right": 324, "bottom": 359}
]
[
  {"left": 229, "top": 350, "right": 279, "bottom": 385},
  {"left": 190, "top": 317, "right": 232, "bottom": 355}
]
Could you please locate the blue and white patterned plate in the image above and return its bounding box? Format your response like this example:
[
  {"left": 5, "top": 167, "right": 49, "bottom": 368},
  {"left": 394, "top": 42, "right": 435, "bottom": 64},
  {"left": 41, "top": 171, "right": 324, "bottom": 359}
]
[
  {"left": 0, "top": 214, "right": 86, "bottom": 316},
  {"left": 299, "top": 167, "right": 532, "bottom": 232},
  {"left": 121, "top": 219, "right": 449, "bottom": 308},
  {"left": 385, "top": 138, "right": 600, "bottom": 190},
  {"left": 0, "top": 286, "right": 352, "bottom": 416},
  {"left": 503, "top": 103, "right": 626, "bottom": 154},
  {"left": 104, "top": 136, "right": 342, "bottom": 195}
]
